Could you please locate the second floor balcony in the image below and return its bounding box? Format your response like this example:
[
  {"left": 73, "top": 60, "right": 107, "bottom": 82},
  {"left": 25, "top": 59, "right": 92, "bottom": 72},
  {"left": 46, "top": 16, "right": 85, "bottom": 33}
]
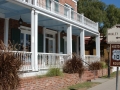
[{"left": 9, "top": 0, "right": 98, "bottom": 32}]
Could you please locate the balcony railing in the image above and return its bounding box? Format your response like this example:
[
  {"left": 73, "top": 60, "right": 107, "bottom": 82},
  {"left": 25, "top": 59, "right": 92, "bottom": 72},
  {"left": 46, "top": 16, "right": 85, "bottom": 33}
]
[{"left": 16, "top": 0, "right": 98, "bottom": 31}]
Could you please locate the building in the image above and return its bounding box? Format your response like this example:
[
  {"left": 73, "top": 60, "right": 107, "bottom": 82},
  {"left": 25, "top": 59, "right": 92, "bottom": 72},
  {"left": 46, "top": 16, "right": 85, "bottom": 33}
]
[{"left": 0, "top": 0, "right": 100, "bottom": 73}]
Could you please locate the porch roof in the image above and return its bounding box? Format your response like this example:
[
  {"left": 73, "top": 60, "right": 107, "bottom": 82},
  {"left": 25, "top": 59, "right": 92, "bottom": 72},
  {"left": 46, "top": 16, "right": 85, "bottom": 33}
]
[{"left": 0, "top": 0, "right": 98, "bottom": 36}]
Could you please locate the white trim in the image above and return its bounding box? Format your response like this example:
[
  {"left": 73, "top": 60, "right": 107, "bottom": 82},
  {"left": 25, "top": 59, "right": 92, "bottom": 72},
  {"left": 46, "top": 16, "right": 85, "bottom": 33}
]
[
  {"left": 45, "top": 29, "right": 57, "bottom": 35},
  {"left": 19, "top": 26, "right": 31, "bottom": 31},
  {"left": 21, "top": 30, "right": 31, "bottom": 35}
]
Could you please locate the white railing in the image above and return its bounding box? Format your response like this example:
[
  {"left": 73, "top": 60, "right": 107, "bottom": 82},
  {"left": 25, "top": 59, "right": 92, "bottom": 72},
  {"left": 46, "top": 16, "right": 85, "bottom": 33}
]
[
  {"left": 38, "top": 53, "right": 69, "bottom": 69},
  {"left": 16, "top": 0, "right": 98, "bottom": 30},
  {"left": 2, "top": 50, "right": 32, "bottom": 71},
  {"left": 85, "top": 55, "right": 100, "bottom": 65}
]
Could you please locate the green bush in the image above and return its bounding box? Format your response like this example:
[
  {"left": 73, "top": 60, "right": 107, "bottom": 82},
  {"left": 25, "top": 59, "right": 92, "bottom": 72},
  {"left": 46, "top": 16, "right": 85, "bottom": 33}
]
[
  {"left": 63, "top": 54, "right": 84, "bottom": 77},
  {"left": 46, "top": 68, "right": 63, "bottom": 77},
  {"left": 88, "top": 61, "right": 102, "bottom": 70},
  {"left": 100, "top": 61, "right": 107, "bottom": 69},
  {"left": 0, "top": 40, "right": 22, "bottom": 90}
]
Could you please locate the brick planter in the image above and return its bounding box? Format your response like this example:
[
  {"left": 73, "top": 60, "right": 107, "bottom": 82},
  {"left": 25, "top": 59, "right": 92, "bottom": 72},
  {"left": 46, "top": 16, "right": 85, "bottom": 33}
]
[{"left": 17, "top": 69, "right": 108, "bottom": 90}]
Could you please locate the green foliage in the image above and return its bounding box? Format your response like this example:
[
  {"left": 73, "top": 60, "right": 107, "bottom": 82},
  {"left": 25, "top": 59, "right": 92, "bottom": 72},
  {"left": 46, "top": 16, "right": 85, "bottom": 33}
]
[
  {"left": 77, "top": 0, "right": 120, "bottom": 35},
  {"left": 100, "top": 61, "right": 107, "bottom": 69},
  {"left": 0, "top": 40, "right": 22, "bottom": 90},
  {"left": 63, "top": 54, "right": 84, "bottom": 77},
  {"left": 46, "top": 68, "right": 63, "bottom": 77},
  {"left": 89, "top": 61, "right": 102, "bottom": 70}
]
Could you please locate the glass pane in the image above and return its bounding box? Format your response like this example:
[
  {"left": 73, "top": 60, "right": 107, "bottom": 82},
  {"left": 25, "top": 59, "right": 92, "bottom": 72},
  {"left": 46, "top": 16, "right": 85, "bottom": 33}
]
[
  {"left": 26, "top": 34, "right": 31, "bottom": 52},
  {"left": 49, "top": 40, "right": 53, "bottom": 53}
]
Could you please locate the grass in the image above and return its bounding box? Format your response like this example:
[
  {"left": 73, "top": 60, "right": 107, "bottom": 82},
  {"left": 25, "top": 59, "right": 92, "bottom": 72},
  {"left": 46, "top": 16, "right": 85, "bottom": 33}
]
[
  {"left": 102, "top": 71, "right": 120, "bottom": 78},
  {"left": 61, "top": 82, "right": 100, "bottom": 90}
]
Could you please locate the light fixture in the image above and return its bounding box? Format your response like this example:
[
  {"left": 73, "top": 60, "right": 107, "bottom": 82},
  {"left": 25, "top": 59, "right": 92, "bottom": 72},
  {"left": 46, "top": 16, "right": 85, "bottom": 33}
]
[
  {"left": 61, "top": 27, "right": 65, "bottom": 35},
  {"left": 19, "top": 16, "right": 23, "bottom": 25}
]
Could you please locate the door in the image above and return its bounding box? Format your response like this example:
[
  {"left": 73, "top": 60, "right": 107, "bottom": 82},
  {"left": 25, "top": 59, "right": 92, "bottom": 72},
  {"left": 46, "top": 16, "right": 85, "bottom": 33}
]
[
  {"left": 20, "top": 33, "right": 31, "bottom": 51},
  {"left": 46, "top": 38, "right": 55, "bottom": 53}
]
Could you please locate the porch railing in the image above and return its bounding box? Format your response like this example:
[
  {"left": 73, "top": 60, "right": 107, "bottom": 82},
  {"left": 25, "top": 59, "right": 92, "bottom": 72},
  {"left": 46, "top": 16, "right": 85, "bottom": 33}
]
[
  {"left": 38, "top": 53, "right": 69, "bottom": 69},
  {"left": 85, "top": 55, "right": 100, "bottom": 66},
  {"left": 5, "top": 51, "right": 32, "bottom": 71},
  {"left": 16, "top": 0, "right": 98, "bottom": 31}
]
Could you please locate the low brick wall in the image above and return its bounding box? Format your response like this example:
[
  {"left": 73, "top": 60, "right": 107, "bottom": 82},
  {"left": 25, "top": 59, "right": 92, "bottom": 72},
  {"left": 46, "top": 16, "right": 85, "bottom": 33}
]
[{"left": 18, "top": 69, "right": 108, "bottom": 90}]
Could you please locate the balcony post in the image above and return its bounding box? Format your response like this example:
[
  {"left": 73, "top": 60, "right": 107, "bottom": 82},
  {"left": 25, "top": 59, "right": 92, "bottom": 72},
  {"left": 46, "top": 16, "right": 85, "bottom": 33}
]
[
  {"left": 69, "top": 8, "right": 71, "bottom": 19},
  {"left": 4, "top": 18, "right": 9, "bottom": 46},
  {"left": 67, "top": 24, "right": 72, "bottom": 56},
  {"left": 80, "top": 29, "right": 85, "bottom": 64},
  {"left": 34, "top": 0, "right": 37, "bottom": 6},
  {"left": 51, "top": 0, "right": 54, "bottom": 12},
  {"left": 43, "top": 27, "right": 46, "bottom": 53},
  {"left": 81, "top": 13, "right": 84, "bottom": 24}
]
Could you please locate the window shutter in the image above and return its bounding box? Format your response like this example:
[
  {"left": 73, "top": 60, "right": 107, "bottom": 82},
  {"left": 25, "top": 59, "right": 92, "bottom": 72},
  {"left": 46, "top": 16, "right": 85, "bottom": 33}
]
[
  {"left": 46, "top": 0, "right": 51, "bottom": 10},
  {"left": 72, "top": 40, "right": 76, "bottom": 53},
  {"left": 11, "top": 28, "right": 20, "bottom": 45},
  {"left": 60, "top": 38, "right": 64, "bottom": 53},
  {"left": 38, "top": 33, "right": 43, "bottom": 52}
]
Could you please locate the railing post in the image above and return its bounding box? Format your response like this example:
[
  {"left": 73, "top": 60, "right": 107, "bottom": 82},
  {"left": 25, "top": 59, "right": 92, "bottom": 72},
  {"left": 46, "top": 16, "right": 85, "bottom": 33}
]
[
  {"left": 81, "top": 13, "right": 84, "bottom": 24},
  {"left": 69, "top": 8, "right": 71, "bottom": 19}
]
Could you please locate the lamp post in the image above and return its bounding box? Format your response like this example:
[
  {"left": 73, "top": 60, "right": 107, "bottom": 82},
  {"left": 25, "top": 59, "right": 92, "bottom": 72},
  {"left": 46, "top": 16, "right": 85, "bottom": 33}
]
[{"left": 106, "top": 46, "right": 110, "bottom": 78}]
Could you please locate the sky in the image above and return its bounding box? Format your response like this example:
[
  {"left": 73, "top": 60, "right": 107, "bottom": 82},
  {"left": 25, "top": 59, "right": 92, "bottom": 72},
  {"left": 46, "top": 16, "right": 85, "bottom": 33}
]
[{"left": 101, "top": 0, "right": 120, "bottom": 8}]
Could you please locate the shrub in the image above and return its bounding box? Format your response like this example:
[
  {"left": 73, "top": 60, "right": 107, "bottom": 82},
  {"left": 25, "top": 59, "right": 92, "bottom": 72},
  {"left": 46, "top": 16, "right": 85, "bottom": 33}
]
[
  {"left": 88, "top": 61, "right": 102, "bottom": 70},
  {"left": 100, "top": 61, "right": 107, "bottom": 69},
  {"left": 0, "top": 40, "right": 22, "bottom": 90},
  {"left": 63, "top": 54, "right": 84, "bottom": 77},
  {"left": 46, "top": 68, "right": 63, "bottom": 77}
]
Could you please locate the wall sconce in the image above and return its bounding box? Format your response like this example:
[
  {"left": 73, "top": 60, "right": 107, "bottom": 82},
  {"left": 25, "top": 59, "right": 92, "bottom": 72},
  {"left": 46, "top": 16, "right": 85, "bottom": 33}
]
[{"left": 19, "top": 16, "right": 23, "bottom": 25}]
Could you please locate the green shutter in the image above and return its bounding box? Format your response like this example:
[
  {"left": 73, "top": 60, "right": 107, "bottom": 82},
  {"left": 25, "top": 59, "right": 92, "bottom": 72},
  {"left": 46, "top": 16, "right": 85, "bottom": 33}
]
[
  {"left": 72, "top": 40, "right": 76, "bottom": 53},
  {"left": 11, "top": 28, "right": 20, "bottom": 44},
  {"left": 60, "top": 38, "right": 64, "bottom": 53},
  {"left": 38, "top": 33, "right": 43, "bottom": 52}
]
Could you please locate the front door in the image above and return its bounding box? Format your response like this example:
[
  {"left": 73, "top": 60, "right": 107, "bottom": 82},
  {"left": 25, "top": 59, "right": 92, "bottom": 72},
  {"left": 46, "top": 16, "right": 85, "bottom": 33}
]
[
  {"left": 20, "top": 30, "right": 31, "bottom": 51},
  {"left": 46, "top": 38, "right": 55, "bottom": 53}
]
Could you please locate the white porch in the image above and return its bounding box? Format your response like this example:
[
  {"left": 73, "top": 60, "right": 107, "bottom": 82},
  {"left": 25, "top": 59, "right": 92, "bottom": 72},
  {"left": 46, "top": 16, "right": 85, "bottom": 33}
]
[{"left": 0, "top": 0, "right": 100, "bottom": 72}]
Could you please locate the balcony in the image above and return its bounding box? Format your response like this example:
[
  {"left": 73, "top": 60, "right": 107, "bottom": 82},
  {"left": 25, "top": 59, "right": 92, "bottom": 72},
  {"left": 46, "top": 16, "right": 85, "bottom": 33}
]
[{"left": 10, "top": 0, "right": 98, "bottom": 32}]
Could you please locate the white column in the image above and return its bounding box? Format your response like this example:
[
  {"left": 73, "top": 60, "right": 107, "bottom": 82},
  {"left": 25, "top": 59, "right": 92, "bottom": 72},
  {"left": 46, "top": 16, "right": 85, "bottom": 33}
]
[
  {"left": 80, "top": 30, "right": 85, "bottom": 61},
  {"left": 69, "top": 8, "right": 71, "bottom": 19},
  {"left": 4, "top": 18, "right": 9, "bottom": 46},
  {"left": 67, "top": 25, "right": 72, "bottom": 55},
  {"left": 34, "top": 11, "right": 38, "bottom": 71},
  {"left": 58, "top": 31, "right": 60, "bottom": 53},
  {"left": 34, "top": 0, "right": 37, "bottom": 6},
  {"left": 31, "top": 9, "right": 35, "bottom": 71},
  {"left": 43, "top": 27, "right": 46, "bottom": 53},
  {"left": 76, "top": 36, "right": 79, "bottom": 55},
  {"left": 96, "top": 34, "right": 100, "bottom": 58}
]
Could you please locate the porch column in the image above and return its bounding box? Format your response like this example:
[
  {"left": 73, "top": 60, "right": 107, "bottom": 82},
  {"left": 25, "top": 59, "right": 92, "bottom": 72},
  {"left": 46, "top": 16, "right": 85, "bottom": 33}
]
[
  {"left": 58, "top": 31, "right": 60, "bottom": 53},
  {"left": 67, "top": 24, "right": 72, "bottom": 55},
  {"left": 96, "top": 34, "right": 100, "bottom": 58},
  {"left": 31, "top": 9, "right": 38, "bottom": 71},
  {"left": 34, "top": 11, "right": 38, "bottom": 71},
  {"left": 43, "top": 27, "right": 46, "bottom": 53},
  {"left": 80, "top": 30, "right": 85, "bottom": 62},
  {"left": 4, "top": 18, "right": 9, "bottom": 46},
  {"left": 76, "top": 36, "right": 79, "bottom": 55},
  {"left": 31, "top": 9, "right": 35, "bottom": 71}
]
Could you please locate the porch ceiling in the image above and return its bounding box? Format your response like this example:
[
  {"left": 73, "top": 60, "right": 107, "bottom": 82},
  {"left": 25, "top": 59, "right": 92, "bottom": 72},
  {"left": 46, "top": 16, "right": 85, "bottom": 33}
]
[{"left": 0, "top": 0, "right": 96, "bottom": 37}]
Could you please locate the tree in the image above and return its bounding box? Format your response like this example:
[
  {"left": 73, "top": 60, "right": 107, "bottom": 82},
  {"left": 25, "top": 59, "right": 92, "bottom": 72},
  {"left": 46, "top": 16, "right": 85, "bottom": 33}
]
[{"left": 77, "top": 0, "right": 120, "bottom": 35}]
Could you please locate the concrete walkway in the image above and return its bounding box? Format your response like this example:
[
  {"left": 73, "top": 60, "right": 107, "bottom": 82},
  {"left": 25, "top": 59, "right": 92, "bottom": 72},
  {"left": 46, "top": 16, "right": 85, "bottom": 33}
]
[{"left": 88, "top": 77, "right": 120, "bottom": 90}]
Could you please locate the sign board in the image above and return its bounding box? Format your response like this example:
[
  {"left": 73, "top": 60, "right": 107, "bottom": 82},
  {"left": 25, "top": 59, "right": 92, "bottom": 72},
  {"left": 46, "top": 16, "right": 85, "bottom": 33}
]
[
  {"left": 110, "top": 44, "right": 120, "bottom": 67},
  {"left": 107, "top": 25, "right": 120, "bottom": 44}
]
